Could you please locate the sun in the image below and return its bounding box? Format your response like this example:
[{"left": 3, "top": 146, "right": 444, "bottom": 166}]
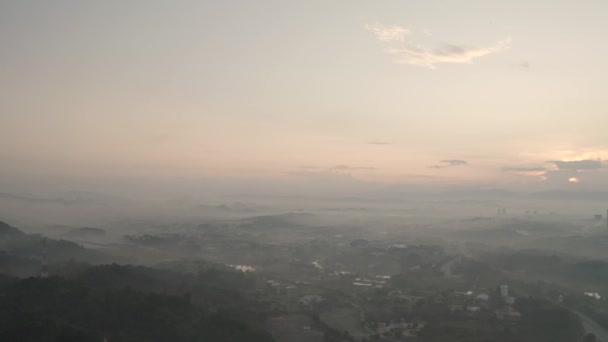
[{"left": 568, "top": 177, "right": 580, "bottom": 183}]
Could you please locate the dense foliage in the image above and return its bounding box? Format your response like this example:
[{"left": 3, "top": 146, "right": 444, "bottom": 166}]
[{"left": 0, "top": 271, "right": 274, "bottom": 342}]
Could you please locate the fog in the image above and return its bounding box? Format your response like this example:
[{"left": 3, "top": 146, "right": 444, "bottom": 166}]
[
  {"left": 3, "top": 174, "right": 608, "bottom": 341},
  {"left": 4, "top": 1, "right": 608, "bottom": 340}
]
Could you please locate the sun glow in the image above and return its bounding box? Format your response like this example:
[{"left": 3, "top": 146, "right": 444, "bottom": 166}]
[{"left": 568, "top": 177, "right": 580, "bottom": 183}]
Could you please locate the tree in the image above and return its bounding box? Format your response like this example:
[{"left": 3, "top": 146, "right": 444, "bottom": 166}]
[{"left": 582, "top": 333, "right": 597, "bottom": 342}]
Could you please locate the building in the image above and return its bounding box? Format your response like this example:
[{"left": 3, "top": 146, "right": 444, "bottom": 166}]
[
  {"left": 476, "top": 293, "right": 490, "bottom": 301},
  {"left": 504, "top": 296, "right": 516, "bottom": 305},
  {"left": 298, "top": 295, "right": 324, "bottom": 308},
  {"left": 500, "top": 285, "right": 509, "bottom": 298},
  {"left": 266, "top": 280, "right": 282, "bottom": 294},
  {"left": 40, "top": 238, "right": 48, "bottom": 278},
  {"left": 495, "top": 307, "right": 521, "bottom": 321},
  {"left": 467, "top": 306, "right": 481, "bottom": 312}
]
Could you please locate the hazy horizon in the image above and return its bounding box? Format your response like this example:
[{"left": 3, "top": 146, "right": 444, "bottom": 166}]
[{"left": 3, "top": 0, "right": 608, "bottom": 202}]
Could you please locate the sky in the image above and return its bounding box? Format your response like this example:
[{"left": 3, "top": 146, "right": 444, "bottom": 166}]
[{"left": 2, "top": 0, "right": 608, "bottom": 197}]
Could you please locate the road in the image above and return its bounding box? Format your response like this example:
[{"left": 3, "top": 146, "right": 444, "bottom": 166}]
[{"left": 573, "top": 310, "right": 608, "bottom": 342}]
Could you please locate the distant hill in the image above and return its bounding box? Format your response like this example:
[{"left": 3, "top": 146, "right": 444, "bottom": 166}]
[
  {"left": 0, "top": 191, "right": 129, "bottom": 206},
  {"left": 243, "top": 212, "right": 318, "bottom": 227},
  {"left": 529, "top": 190, "right": 608, "bottom": 201},
  {"left": 0, "top": 269, "right": 274, "bottom": 342},
  {"left": 0, "top": 221, "right": 121, "bottom": 277},
  {"left": 0, "top": 221, "right": 24, "bottom": 237},
  {"left": 65, "top": 227, "right": 106, "bottom": 238}
]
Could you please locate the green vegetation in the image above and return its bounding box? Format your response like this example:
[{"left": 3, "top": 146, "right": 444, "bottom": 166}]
[
  {"left": 415, "top": 298, "right": 581, "bottom": 342},
  {"left": 0, "top": 266, "right": 274, "bottom": 342}
]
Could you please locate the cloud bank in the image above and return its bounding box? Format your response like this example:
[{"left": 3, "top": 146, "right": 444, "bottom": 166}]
[
  {"left": 363, "top": 23, "right": 409, "bottom": 42},
  {"left": 503, "top": 167, "right": 546, "bottom": 172},
  {"left": 429, "top": 159, "right": 468, "bottom": 169},
  {"left": 364, "top": 23, "right": 511, "bottom": 69},
  {"left": 330, "top": 165, "right": 376, "bottom": 171},
  {"left": 550, "top": 159, "right": 602, "bottom": 171},
  {"left": 299, "top": 165, "right": 377, "bottom": 172}
]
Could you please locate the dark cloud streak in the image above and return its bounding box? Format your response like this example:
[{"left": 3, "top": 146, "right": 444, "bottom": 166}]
[
  {"left": 441, "top": 160, "right": 468, "bottom": 166},
  {"left": 503, "top": 167, "right": 546, "bottom": 172},
  {"left": 429, "top": 159, "right": 468, "bottom": 169},
  {"left": 550, "top": 160, "right": 602, "bottom": 171},
  {"left": 330, "top": 165, "right": 376, "bottom": 171}
]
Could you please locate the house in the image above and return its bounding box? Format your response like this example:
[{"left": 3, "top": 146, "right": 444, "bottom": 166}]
[
  {"left": 298, "top": 295, "right": 324, "bottom": 310},
  {"left": 495, "top": 308, "right": 521, "bottom": 321},
  {"left": 266, "top": 280, "right": 282, "bottom": 294},
  {"left": 504, "top": 296, "right": 516, "bottom": 305},
  {"left": 475, "top": 293, "right": 490, "bottom": 301}
]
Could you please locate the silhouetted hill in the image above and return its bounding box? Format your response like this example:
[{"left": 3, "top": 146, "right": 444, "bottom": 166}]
[
  {"left": 243, "top": 212, "right": 318, "bottom": 227},
  {"left": 529, "top": 190, "right": 608, "bottom": 201},
  {"left": 0, "top": 221, "right": 24, "bottom": 237},
  {"left": 0, "top": 221, "right": 122, "bottom": 277},
  {"left": 65, "top": 227, "right": 106, "bottom": 238},
  {"left": 0, "top": 274, "right": 274, "bottom": 342}
]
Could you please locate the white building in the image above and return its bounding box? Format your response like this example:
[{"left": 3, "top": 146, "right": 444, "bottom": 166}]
[
  {"left": 500, "top": 285, "right": 509, "bottom": 298},
  {"left": 476, "top": 293, "right": 490, "bottom": 301}
]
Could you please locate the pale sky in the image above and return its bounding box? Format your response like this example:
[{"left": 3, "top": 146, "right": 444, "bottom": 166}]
[{"left": 2, "top": 0, "right": 608, "bottom": 195}]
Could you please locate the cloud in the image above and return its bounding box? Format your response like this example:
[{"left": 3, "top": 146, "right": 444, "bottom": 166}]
[
  {"left": 429, "top": 159, "right": 468, "bottom": 168},
  {"left": 364, "top": 23, "right": 410, "bottom": 42},
  {"left": 441, "top": 159, "right": 468, "bottom": 166},
  {"left": 502, "top": 166, "right": 547, "bottom": 180},
  {"left": 365, "top": 23, "right": 511, "bottom": 69},
  {"left": 367, "top": 141, "right": 392, "bottom": 145},
  {"left": 503, "top": 167, "right": 546, "bottom": 172},
  {"left": 550, "top": 159, "right": 602, "bottom": 171},
  {"left": 386, "top": 38, "right": 511, "bottom": 69},
  {"left": 407, "top": 174, "right": 443, "bottom": 179},
  {"left": 330, "top": 165, "right": 376, "bottom": 171},
  {"left": 542, "top": 169, "right": 581, "bottom": 186},
  {"left": 298, "top": 165, "right": 377, "bottom": 172},
  {"left": 0, "top": 192, "right": 73, "bottom": 205}
]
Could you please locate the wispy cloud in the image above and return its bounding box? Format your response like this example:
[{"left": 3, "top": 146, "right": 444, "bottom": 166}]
[
  {"left": 407, "top": 174, "right": 443, "bottom": 179},
  {"left": 429, "top": 159, "right": 468, "bottom": 169},
  {"left": 502, "top": 166, "right": 547, "bottom": 180},
  {"left": 330, "top": 165, "right": 376, "bottom": 171},
  {"left": 441, "top": 159, "right": 468, "bottom": 166},
  {"left": 503, "top": 166, "right": 546, "bottom": 172},
  {"left": 367, "top": 141, "right": 392, "bottom": 145},
  {"left": 298, "top": 165, "right": 377, "bottom": 172},
  {"left": 365, "top": 23, "right": 511, "bottom": 69},
  {"left": 363, "top": 23, "right": 410, "bottom": 42}
]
